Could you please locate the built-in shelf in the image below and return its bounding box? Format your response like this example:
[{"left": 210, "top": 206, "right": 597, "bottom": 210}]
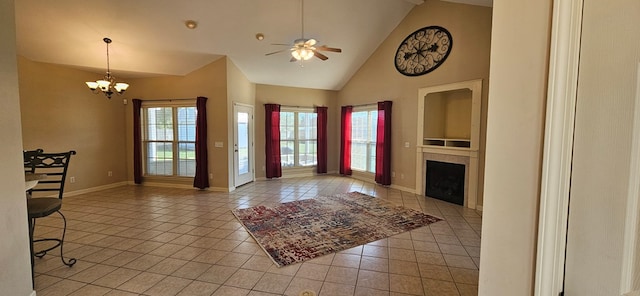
[{"left": 423, "top": 138, "right": 471, "bottom": 148}]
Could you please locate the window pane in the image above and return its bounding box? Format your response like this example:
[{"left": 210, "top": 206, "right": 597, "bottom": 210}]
[
  {"left": 178, "top": 142, "right": 195, "bottom": 176},
  {"left": 146, "top": 142, "right": 173, "bottom": 175},
  {"left": 351, "top": 142, "right": 367, "bottom": 171},
  {"left": 369, "top": 110, "right": 378, "bottom": 142},
  {"left": 298, "top": 140, "right": 317, "bottom": 166},
  {"left": 237, "top": 112, "right": 249, "bottom": 174},
  {"left": 368, "top": 143, "right": 377, "bottom": 173},
  {"left": 350, "top": 109, "right": 378, "bottom": 173},
  {"left": 280, "top": 140, "right": 295, "bottom": 167},
  {"left": 280, "top": 112, "right": 295, "bottom": 140},
  {"left": 351, "top": 111, "right": 368, "bottom": 141},
  {"left": 298, "top": 112, "right": 317, "bottom": 140},
  {"left": 143, "top": 105, "right": 197, "bottom": 177},
  {"left": 146, "top": 107, "right": 173, "bottom": 141},
  {"left": 177, "top": 107, "right": 196, "bottom": 142}
]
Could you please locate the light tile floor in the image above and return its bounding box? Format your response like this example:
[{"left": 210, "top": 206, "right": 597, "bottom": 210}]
[{"left": 32, "top": 175, "right": 482, "bottom": 296}]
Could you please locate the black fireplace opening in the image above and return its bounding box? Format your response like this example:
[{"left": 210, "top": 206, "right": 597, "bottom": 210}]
[{"left": 426, "top": 160, "right": 465, "bottom": 205}]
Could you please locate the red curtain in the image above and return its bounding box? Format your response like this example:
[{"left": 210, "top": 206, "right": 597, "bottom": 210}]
[
  {"left": 340, "top": 106, "right": 353, "bottom": 175},
  {"left": 316, "top": 106, "right": 328, "bottom": 174},
  {"left": 265, "top": 104, "right": 282, "bottom": 178},
  {"left": 193, "top": 96, "right": 210, "bottom": 189},
  {"left": 132, "top": 99, "right": 142, "bottom": 184},
  {"left": 375, "top": 101, "right": 392, "bottom": 185}
]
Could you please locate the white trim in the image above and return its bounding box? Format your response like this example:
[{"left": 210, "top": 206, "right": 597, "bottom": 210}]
[
  {"left": 63, "top": 181, "right": 128, "bottom": 197},
  {"left": 30, "top": 290, "right": 36, "bottom": 296},
  {"left": 476, "top": 205, "right": 483, "bottom": 212},
  {"left": 233, "top": 103, "right": 255, "bottom": 187},
  {"left": 126, "top": 180, "right": 229, "bottom": 192},
  {"left": 620, "top": 63, "right": 640, "bottom": 293},
  {"left": 534, "top": 0, "right": 583, "bottom": 294},
  {"left": 390, "top": 184, "right": 416, "bottom": 194}
]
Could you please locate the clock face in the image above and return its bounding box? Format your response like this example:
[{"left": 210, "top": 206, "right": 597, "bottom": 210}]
[{"left": 394, "top": 26, "right": 453, "bottom": 76}]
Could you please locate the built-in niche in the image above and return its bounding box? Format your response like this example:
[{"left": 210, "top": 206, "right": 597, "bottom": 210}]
[
  {"left": 415, "top": 79, "right": 482, "bottom": 209},
  {"left": 423, "top": 88, "right": 472, "bottom": 148},
  {"left": 418, "top": 79, "right": 481, "bottom": 150}
]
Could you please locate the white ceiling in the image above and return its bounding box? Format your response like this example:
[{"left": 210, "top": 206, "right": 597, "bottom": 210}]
[{"left": 14, "top": 0, "right": 491, "bottom": 91}]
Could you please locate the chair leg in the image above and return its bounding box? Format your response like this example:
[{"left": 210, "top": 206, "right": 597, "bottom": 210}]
[
  {"left": 31, "top": 211, "right": 76, "bottom": 267},
  {"left": 28, "top": 217, "right": 35, "bottom": 289},
  {"left": 56, "top": 210, "right": 76, "bottom": 267}
]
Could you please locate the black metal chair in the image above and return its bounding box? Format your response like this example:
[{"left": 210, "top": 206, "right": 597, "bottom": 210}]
[{"left": 25, "top": 150, "right": 77, "bottom": 268}]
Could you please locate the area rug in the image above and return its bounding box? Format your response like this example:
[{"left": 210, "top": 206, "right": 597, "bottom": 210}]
[{"left": 231, "top": 192, "right": 443, "bottom": 267}]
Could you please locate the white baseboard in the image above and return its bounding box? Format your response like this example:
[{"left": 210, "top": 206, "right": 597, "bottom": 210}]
[
  {"left": 476, "top": 205, "right": 483, "bottom": 212},
  {"left": 64, "top": 181, "right": 128, "bottom": 197},
  {"left": 389, "top": 184, "right": 416, "bottom": 194},
  {"left": 30, "top": 290, "right": 37, "bottom": 296},
  {"left": 125, "top": 180, "right": 228, "bottom": 192}
]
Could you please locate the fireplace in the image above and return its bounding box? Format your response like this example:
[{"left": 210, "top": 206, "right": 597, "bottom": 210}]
[
  {"left": 426, "top": 160, "right": 465, "bottom": 205},
  {"left": 416, "top": 150, "right": 478, "bottom": 209}
]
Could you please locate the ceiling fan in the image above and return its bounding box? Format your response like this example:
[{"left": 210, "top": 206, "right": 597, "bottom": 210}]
[{"left": 265, "top": 0, "right": 342, "bottom": 62}]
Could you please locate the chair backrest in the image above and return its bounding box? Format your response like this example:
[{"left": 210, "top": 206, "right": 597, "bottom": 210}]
[
  {"left": 24, "top": 148, "right": 43, "bottom": 174},
  {"left": 26, "top": 150, "right": 76, "bottom": 199}
]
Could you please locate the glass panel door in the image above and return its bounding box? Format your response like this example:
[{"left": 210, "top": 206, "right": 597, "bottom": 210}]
[{"left": 234, "top": 104, "right": 254, "bottom": 187}]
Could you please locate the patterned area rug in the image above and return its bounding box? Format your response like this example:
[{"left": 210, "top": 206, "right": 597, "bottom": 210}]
[{"left": 232, "top": 192, "right": 443, "bottom": 267}]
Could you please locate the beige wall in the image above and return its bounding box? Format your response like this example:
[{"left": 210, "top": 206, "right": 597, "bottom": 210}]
[
  {"left": 0, "top": 0, "right": 36, "bottom": 294},
  {"left": 124, "top": 57, "right": 230, "bottom": 190},
  {"left": 478, "top": 0, "right": 551, "bottom": 294},
  {"left": 339, "top": 0, "right": 492, "bottom": 200},
  {"left": 226, "top": 59, "right": 256, "bottom": 188},
  {"left": 444, "top": 90, "right": 472, "bottom": 139},
  {"left": 18, "top": 57, "right": 128, "bottom": 191},
  {"left": 424, "top": 89, "right": 472, "bottom": 139},
  {"left": 255, "top": 84, "right": 339, "bottom": 178}
]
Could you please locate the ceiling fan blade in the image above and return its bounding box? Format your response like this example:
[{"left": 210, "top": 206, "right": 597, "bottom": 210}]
[
  {"left": 314, "top": 51, "right": 329, "bottom": 61},
  {"left": 305, "top": 39, "right": 317, "bottom": 46},
  {"left": 265, "top": 49, "right": 288, "bottom": 56},
  {"left": 316, "top": 45, "right": 342, "bottom": 53}
]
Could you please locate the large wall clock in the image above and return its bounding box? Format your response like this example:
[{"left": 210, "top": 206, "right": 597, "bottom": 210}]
[{"left": 394, "top": 26, "right": 453, "bottom": 76}]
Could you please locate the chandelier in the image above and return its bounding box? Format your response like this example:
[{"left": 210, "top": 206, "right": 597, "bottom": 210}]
[{"left": 85, "top": 37, "right": 129, "bottom": 99}]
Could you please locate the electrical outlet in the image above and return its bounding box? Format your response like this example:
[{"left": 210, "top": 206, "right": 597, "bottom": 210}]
[
  {"left": 209, "top": 173, "right": 213, "bottom": 179},
  {"left": 404, "top": 142, "right": 410, "bottom": 148},
  {"left": 108, "top": 171, "right": 113, "bottom": 177},
  {"left": 69, "top": 176, "right": 75, "bottom": 183},
  {"left": 392, "top": 171, "right": 396, "bottom": 177},
  {"left": 400, "top": 174, "right": 405, "bottom": 179}
]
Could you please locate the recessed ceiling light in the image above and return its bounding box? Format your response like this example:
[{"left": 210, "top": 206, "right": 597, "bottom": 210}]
[
  {"left": 256, "top": 33, "right": 265, "bottom": 41},
  {"left": 185, "top": 20, "right": 197, "bottom": 29}
]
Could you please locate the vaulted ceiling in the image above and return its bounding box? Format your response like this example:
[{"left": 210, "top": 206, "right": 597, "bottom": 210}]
[{"left": 14, "top": 0, "right": 491, "bottom": 90}]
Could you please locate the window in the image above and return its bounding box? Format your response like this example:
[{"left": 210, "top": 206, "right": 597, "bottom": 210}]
[
  {"left": 351, "top": 108, "right": 378, "bottom": 173},
  {"left": 280, "top": 109, "right": 317, "bottom": 167},
  {"left": 142, "top": 105, "right": 196, "bottom": 177}
]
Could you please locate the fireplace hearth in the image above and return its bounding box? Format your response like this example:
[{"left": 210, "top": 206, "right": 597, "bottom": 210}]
[{"left": 426, "top": 160, "right": 465, "bottom": 205}]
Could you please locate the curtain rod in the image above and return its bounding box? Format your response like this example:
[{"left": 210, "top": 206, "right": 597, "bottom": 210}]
[
  {"left": 138, "top": 98, "right": 196, "bottom": 103},
  {"left": 277, "top": 104, "right": 324, "bottom": 108},
  {"left": 347, "top": 102, "right": 377, "bottom": 108}
]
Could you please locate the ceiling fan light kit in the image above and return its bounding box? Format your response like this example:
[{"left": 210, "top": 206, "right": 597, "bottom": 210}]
[{"left": 266, "top": 0, "right": 342, "bottom": 62}]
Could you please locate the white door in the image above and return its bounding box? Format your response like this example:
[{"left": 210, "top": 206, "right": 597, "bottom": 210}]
[
  {"left": 233, "top": 104, "right": 254, "bottom": 187},
  {"left": 563, "top": 0, "right": 640, "bottom": 294}
]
